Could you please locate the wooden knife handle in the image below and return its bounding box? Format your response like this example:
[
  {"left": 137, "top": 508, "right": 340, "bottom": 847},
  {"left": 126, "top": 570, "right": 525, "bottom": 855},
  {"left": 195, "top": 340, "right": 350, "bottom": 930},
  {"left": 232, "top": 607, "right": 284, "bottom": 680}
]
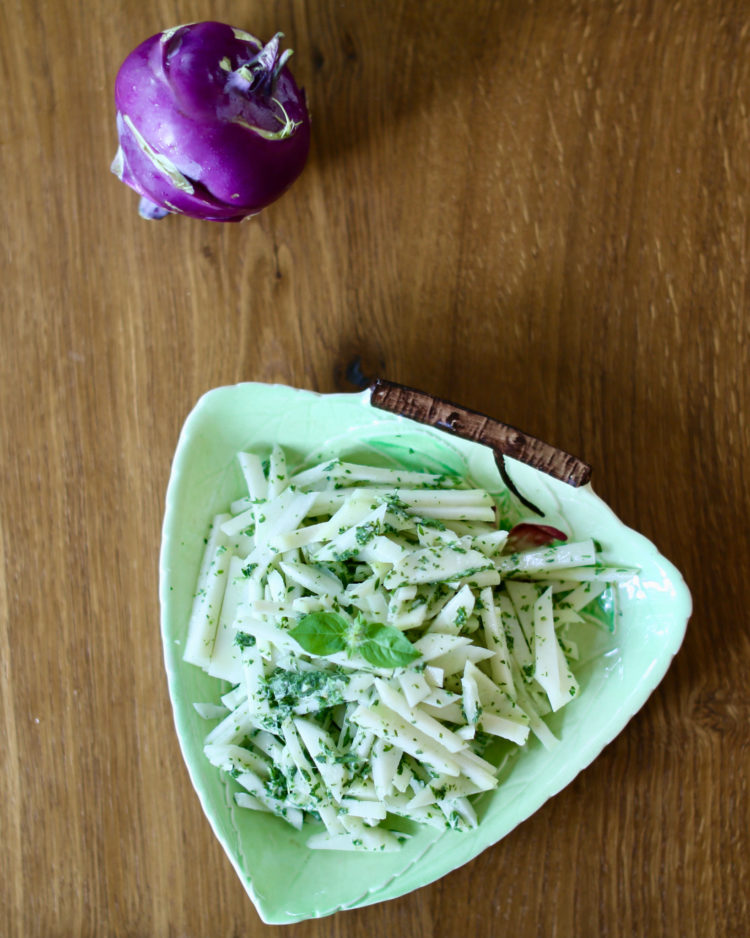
[{"left": 369, "top": 378, "right": 592, "bottom": 488}]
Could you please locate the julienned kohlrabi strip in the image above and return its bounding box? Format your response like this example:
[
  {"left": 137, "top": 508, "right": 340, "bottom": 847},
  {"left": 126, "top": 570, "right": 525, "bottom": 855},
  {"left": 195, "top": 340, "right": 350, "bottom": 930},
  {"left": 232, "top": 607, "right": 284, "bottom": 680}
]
[{"left": 183, "top": 446, "right": 624, "bottom": 851}]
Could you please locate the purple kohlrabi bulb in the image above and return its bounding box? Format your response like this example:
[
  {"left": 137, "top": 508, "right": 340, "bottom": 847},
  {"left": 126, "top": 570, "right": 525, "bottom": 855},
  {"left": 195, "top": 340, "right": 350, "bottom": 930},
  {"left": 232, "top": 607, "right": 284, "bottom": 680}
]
[{"left": 111, "top": 22, "right": 311, "bottom": 221}]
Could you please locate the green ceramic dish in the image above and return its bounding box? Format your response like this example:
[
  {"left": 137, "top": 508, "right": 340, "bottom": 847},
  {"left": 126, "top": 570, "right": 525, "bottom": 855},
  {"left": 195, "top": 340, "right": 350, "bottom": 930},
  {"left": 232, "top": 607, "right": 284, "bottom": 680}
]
[{"left": 159, "top": 382, "right": 691, "bottom": 924}]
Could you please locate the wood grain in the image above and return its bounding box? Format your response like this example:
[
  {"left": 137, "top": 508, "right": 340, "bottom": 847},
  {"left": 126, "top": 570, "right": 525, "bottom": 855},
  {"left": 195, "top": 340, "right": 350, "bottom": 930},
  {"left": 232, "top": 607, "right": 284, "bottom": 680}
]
[{"left": 1, "top": 0, "right": 748, "bottom": 936}]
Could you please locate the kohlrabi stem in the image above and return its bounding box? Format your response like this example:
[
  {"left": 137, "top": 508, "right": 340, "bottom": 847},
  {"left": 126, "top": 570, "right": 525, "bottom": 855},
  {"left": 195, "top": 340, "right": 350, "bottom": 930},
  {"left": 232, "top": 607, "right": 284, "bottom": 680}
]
[
  {"left": 228, "top": 32, "right": 293, "bottom": 97},
  {"left": 139, "top": 196, "right": 170, "bottom": 220}
]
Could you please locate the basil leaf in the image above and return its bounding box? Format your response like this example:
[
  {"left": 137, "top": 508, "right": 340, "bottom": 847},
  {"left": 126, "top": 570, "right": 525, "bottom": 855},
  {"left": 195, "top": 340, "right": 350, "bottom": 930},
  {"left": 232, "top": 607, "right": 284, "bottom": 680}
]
[
  {"left": 289, "top": 612, "right": 349, "bottom": 656},
  {"left": 358, "top": 622, "right": 420, "bottom": 669},
  {"left": 291, "top": 612, "right": 420, "bottom": 668}
]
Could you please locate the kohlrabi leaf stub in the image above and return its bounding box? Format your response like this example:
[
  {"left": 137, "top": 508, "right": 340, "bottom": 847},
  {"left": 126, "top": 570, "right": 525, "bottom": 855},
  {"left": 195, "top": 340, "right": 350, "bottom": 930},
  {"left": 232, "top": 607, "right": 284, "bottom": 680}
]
[{"left": 111, "top": 21, "right": 311, "bottom": 222}]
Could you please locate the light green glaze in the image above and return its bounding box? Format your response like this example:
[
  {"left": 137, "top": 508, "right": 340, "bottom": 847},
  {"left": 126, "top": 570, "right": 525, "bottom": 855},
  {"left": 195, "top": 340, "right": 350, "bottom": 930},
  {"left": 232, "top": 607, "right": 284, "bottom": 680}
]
[{"left": 159, "top": 382, "right": 692, "bottom": 925}]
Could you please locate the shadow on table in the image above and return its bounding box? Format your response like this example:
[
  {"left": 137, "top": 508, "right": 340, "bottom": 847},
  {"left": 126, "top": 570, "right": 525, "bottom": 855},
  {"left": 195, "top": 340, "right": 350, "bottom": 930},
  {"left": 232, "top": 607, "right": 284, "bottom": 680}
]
[{"left": 297, "top": 0, "right": 513, "bottom": 168}]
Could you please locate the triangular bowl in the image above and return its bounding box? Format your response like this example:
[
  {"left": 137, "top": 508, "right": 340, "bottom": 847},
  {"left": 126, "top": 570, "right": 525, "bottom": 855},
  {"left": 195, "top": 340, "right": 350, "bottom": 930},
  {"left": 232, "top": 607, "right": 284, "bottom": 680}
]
[{"left": 159, "top": 382, "right": 691, "bottom": 924}]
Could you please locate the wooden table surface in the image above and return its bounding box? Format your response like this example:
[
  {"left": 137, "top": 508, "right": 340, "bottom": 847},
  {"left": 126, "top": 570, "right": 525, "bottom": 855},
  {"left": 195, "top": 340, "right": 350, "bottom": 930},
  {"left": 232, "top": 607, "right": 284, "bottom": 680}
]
[{"left": 2, "top": 1, "right": 748, "bottom": 935}]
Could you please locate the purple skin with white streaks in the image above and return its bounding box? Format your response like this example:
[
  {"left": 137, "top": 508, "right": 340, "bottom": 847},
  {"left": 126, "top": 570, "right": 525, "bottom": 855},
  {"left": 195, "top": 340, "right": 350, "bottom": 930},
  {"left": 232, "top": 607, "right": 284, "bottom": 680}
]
[{"left": 112, "top": 22, "right": 311, "bottom": 221}]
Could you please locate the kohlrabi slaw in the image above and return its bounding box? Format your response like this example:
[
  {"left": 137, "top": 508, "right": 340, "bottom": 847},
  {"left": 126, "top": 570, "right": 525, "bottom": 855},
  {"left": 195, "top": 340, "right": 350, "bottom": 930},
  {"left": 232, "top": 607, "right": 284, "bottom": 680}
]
[{"left": 184, "top": 446, "right": 631, "bottom": 851}]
